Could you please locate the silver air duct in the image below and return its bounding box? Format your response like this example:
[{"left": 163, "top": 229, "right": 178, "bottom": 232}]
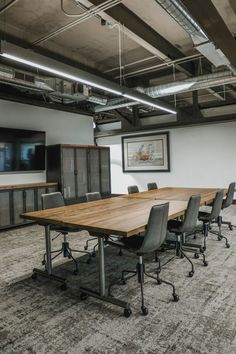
[
  {"left": 155, "top": 0, "right": 236, "bottom": 71},
  {"left": 94, "top": 70, "right": 236, "bottom": 112}
]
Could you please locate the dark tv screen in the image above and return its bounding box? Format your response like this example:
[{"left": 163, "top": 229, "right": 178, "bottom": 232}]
[{"left": 0, "top": 128, "right": 46, "bottom": 172}]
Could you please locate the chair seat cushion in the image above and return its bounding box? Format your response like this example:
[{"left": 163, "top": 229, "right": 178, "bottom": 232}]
[
  {"left": 167, "top": 219, "right": 183, "bottom": 234},
  {"left": 198, "top": 211, "right": 211, "bottom": 222},
  {"left": 106, "top": 235, "right": 144, "bottom": 252}
]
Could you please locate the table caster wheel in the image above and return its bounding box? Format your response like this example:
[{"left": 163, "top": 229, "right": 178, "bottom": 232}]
[
  {"left": 226, "top": 243, "right": 230, "bottom": 248},
  {"left": 141, "top": 306, "right": 149, "bottom": 316},
  {"left": 31, "top": 273, "right": 37, "bottom": 280},
  {"left": 202, "top": 246, "right": 206, "bottom": 252},
  {"left": 124, "top": 308, "right": 132, "bottom": 318},
  {"left": 121, "top": 279, "right": 126, "bottom": 285},
  {"left": 61, "top": 283, "right": 67, "bottom": 291},
  {"left": 188, "top": 271, "right": 194, "bottom": 277},
  {"left": 80, "top": 292, "right": 88, "bottom": 301},
  {"left": 84, "top": 245, "right": 88, "bottom": 250},
  {"left": 229, "top": 225, "right": 233, "bottom": 231},
  {"left": 42, "top": 260, "right": 46, "bottom": 265},
  {"left": 157, "top": 279, "right": 162, "bottom": 285},
  {"left": 203, "top": 261, "right": 208, "bottom": 267},
  {"left": 194, "top": 253, "right": 199, "bottom": 259},
  {"left": 173, "top": 294, "right": 179, "bottom": 302}
]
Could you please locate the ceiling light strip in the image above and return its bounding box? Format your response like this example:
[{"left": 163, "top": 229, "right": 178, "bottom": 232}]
[
  {"left": 0, "top": 52, "right": 176, "bottom": 114},
  {"left": 123, "top": 94, "right": 177, "bottom": 114}
]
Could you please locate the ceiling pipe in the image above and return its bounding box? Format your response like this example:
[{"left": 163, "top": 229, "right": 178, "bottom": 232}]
[
  {"left": 94, "top": 70, "right": 236, "bottom": 112},
  {"left": 0, "top": 0, "right": 18, "bottom": 14},
  {"left": 33, "top": 0, "right": 123, "bottom": 45}
]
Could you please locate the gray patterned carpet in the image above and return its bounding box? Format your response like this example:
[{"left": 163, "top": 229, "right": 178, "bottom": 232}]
[{"left": 0, "top": 206, "right": 236, "bottom": 354}]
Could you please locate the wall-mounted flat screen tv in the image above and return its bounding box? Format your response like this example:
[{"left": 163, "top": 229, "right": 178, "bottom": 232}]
[{"left": 0, "top": 128, "right": 46, "bottom": 172}]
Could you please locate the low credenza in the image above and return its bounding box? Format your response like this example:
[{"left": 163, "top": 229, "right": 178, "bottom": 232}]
[{"left": 0, "top": 182, "right": 58, "bottom": 230}]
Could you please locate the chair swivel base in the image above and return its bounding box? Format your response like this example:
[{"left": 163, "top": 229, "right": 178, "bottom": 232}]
[
  {"left": 31, "top": 268, "right": 67, "bottom": 290},
  {"left": 79, "top": 286, "right": 132, "bottom": 317}
]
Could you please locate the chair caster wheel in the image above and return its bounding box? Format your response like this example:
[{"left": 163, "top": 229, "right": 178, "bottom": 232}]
[
  {"left": 202, "top": 247, "right": 206, "bottom": 252},
  {"left": 31, "top": 273, "right": 37, "bottom": 280},
  {"left": 84, "top": 245, "right": 88, "bottom": 250},
  {"left": 118, "top": 250, "right": 123, "bottom": 256},
  {"left": 42, "top": 260, "right": 46, "bottom": 265},
  {"left": 229, "top": 225, "right": 233, "bottom": 231},
  {"left": 173, "top": 294, "right": 179, "bottom": 302},
  {"left": 73, "top": 270, "right": 78, "bottom": 275},
  {"left": 157, "top": 279, "right": 162, "bottom": 285},
  {"left": 80, "top": 292, "right": 88, "bottom": 301},
  {"left": 87, "top": 258, "right": 92, "bottom": 264},
  {"left": 180, "top": 254, "right": 184, "bottom": 259},
  {"left": 141, "top": 306, "right": 149, "bottom": 316},
  {"left": 61, "top": 283, "right": 67, "bottom": 291},
  {"left": 124, "top": 308, "right": 132, "bottom": 318},
  {"left": 121, "top": 279, "right": 126, "bottom": 285},
  {"left": 68, "top": 254, "right": 72, "bottom": 259},
  {"left": 218, "top": 236, "right": 222, "bottom": 241},
  {"left": 92, "top": 252, "right": 96, "bottom": 257},
  {"left": 188, "top": 271, "right": 194, "bottom": 277},
  {"left": 203, "top": 261, "right": 208, "bottom": 267},
  {"left": 226, "top": 243, "right": 230, "bottom": 248},
  {"left": 194, "top": 253, "right": 199, "bottom": 259}
]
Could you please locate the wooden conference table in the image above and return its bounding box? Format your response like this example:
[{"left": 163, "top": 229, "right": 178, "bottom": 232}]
[{"left": 21, "top": 187, "right": 222, "bottom": 313}]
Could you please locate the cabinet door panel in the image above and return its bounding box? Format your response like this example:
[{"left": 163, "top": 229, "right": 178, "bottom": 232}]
[
  {"left": 13, "top": 190, "right": 24, "bottom": 225},
  {"left": 0, "top": 191, "right": 11, "bottom": 227},
  {"left": 62, "top": 148, "right": 76, "bottom": 200},
  {"left": 75, "top": 148, "right": 88, "bottom": 198},
  {"left": 100, "top": 149, "right": 111, "bottom": 196},
  {"left": 88, "top": 149, "right": 100, "bottom": 192}
]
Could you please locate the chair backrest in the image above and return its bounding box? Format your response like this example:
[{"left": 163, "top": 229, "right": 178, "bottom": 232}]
[
  {"left": 128, "top": 185, "right": 139, "bottom": 194},
  {"left": 147, "top": 182, "right": 158, "bottom": 191},
  {"left": 209, "top": 190, "right": 224, "bottom": 220},
  {"left": 86, "top": 192, "right": 101, "bottom": 202},
  {"left": 41, "top": 192, "right": 65, "bottom": 210},
  {"left": 223, "top": 182, "right": 235, "bottom": 209},
  {"left": 138, "top": 203, "right": 169, "bottom": 254},
  {"left": 181, "top": 194, "right": 201, "bottom": 233}
]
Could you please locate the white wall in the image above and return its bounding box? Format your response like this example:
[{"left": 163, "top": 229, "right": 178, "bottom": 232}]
[
  {"left": 97, "top": 121, "right": 236, "bottom": 194},
  {"left": 0, "top": 99, "right": 93, "bottom": 185}
]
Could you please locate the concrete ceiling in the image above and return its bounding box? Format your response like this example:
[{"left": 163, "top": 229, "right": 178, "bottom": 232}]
[{"left": 0, "top": 0, "right": 236, "bottom": 130}]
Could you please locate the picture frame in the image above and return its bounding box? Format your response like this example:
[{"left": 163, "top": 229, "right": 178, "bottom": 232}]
[{"left": 122, "top": 132, "right": 170, "bottom": 172}]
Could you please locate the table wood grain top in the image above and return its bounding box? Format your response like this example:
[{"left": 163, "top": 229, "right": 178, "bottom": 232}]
[
  {"left": 122, "top": 187, "right": 224, "bottom": 202},
  {"left": 21, "top": 187, "right": 223, "bottom": 237}
]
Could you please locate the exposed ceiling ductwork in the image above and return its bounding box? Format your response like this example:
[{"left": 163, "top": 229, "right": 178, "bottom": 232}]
[
  {"left": 94, "top": 70, "right": 236, "bottom": 112},
  {"left": 155, "top": 0, "right": 236, "bottom": 74}
]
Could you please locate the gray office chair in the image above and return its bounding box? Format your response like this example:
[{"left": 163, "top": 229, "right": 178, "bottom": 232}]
[
  {"left": 128, "top": 185, "right": 139, "bottom": 194},
  {"left": 84, "top": 192, "right": 102, "bottom": 255},
  {"left": 167, "top": 195, "right": 206, "bottom": 277},
  {"left": 107, "top": 203, "right": 179, "bottom": 317},
  {"left": 198, "top": 190, "right": 229, "bottom": 249},
  {"left": 147, "top": 182, "right": 158, "bottom": 191},
  {"left": 41, "top": 192, "right": 92, "bottom": 275},
  {"left": 211, "top": 182, "right": 235, "bottom": 232}
]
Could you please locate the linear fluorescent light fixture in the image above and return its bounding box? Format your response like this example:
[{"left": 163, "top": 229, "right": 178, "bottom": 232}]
[
  {"left": 0, "top": 53, "right": 123, "bottom": 96},
  {"left": 1, "top": 52, "right": 177, "bottom": 114},
  {"left": 123, "top": 94, "right": 177, "bottom": 114}
]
